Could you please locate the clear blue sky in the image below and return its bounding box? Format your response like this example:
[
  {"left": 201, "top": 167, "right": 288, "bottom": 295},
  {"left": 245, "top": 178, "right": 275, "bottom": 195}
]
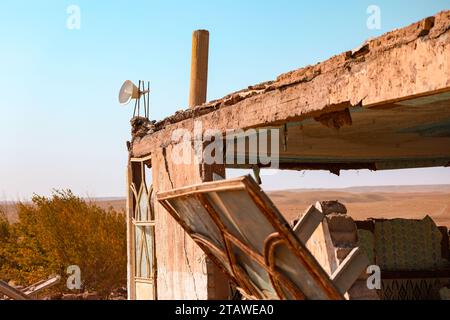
[{"left": 1, "top": 1, "right": 449, "bottom": 200}]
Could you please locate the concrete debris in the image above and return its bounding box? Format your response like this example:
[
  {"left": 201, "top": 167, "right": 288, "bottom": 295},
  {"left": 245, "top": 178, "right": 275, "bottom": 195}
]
[
  {"left": 316, "top": 200, "right": 348, "bottom": 215},
  {"left": 350, "top": 43, "right": 370, "bottom": 59},
  {"left": 131, "top": 116, "right": 156, "bottom": 138}
]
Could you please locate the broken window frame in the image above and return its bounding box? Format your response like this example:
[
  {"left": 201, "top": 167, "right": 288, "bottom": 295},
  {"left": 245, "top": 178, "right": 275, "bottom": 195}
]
[
  {"left": 157, "top": 175, "right": 345, "bottom": 300},
  {"left": 128, "top": 156, "right": 157, "bottom": 300}
]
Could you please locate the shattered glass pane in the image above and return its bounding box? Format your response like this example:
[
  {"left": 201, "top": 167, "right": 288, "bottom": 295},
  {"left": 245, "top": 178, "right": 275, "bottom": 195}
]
[
  {"left": 140, "top": 227, "right": 148, "bottom": 278},
  {"left": 146, "top": 226, "right": 154, "bottom": 276},
  {"left": 139, "top": 187, "right": 149, "bottom": 221},
  {"left": 135, "top": 226, "right": 142, "bottom": 277}
]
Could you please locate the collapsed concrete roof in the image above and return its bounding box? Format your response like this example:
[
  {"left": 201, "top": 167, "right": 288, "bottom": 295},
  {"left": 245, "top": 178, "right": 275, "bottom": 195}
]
[{"left": 131, "top": 10, "right": 450, "bottom": 172}]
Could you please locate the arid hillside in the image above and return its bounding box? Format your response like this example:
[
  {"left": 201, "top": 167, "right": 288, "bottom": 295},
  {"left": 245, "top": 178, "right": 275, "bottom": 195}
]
[
  {"left": 268, "top": 185, "right": 450, "bottom": 228},
  {"left": 2, "top": 185, "right": 450, "bottom": 228}
]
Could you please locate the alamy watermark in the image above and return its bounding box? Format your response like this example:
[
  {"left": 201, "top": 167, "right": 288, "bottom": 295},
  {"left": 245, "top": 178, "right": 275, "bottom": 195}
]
[
  {"left": 367, "top": 5, "right": 381, "bottom": 30},
  {"left": 66, "top": 5, "right": 81, "bottom": 30},
  {"left": 66, "top": 265, "right": 81, "bottom": 290},
  {"left": 366, "top": 265, "right": 381, "bottom": 290},
  {"left": 170, "top": 120, "right": 280, "bottom": 169}
]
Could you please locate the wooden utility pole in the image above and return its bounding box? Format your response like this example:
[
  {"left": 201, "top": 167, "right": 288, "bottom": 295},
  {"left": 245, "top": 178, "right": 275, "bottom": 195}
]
[{"left": 189, "top": 30, "right": 209, "bottom": 108}]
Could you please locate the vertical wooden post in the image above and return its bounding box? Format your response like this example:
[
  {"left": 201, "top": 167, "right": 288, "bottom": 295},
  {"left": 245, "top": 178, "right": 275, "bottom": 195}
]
[
  {"left": 150, "top": 29, "right": 229, "bottom": 300},
  {"left": 189, "top": 30, "right": 209, "bottom": 108}
]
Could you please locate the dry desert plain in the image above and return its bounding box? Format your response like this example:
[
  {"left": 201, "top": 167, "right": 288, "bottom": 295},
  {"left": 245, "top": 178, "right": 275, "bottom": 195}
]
[
  {"left": 2, "top": 185, "right": 450, "bottom": 228},
  {"left": 269, "top": 185, "right": 450, "bottom": 228}
]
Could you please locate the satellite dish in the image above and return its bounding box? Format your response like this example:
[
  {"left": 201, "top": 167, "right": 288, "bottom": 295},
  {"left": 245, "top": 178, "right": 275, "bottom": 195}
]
[
  {"left": 119, "top": 80, "right": 141, "bottom": 105},
  {"left": 119, "top": 80, "right": 151, "bottom": 118}
]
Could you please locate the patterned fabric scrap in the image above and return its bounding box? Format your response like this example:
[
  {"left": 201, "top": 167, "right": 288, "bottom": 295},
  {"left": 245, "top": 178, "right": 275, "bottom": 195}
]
[
  {"left": 374, "top": 216, "right": 449, "bottom": 271},
  {"left": 357, "top": 229, "right": 375, "bottom": 265}
]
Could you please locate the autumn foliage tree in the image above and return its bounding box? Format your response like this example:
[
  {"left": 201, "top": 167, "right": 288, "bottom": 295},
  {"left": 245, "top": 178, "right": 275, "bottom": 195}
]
[
  {"left": 0, "top": 191, "right": 126, "bottom": 298},
  {"left": 0, "top": 210, "right": 19, "bottom": 282}
]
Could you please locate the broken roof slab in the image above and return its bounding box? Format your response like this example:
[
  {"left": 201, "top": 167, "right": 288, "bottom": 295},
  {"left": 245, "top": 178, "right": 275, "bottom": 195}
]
[
  {"left": 226, "top": 92, "right": 450, "bottom": 173},
  {"left": 131, "top": 11, "right": 450, "bottom": 171}
]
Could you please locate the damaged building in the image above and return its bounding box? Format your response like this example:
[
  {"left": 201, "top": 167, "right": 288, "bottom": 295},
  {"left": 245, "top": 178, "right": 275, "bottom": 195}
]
[{"left": 125, "top": 11, "right": 450, "bottom": 300}]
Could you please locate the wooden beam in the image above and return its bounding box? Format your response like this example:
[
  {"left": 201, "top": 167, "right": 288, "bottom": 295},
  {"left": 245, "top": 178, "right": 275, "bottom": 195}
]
[
  {"left": 305, "top": 219, "right": 339, "bottom": 275},
  {"left": 0, "top": 280, "right": 31, "bottom": 300},
  {"left": 23, "top": 275, "right": 61, "bottom": 296},
  {"left": 189, "top": 30, "right": 209, "bottom": 108},
  {"left": 331, "top": 247, "right": 369, "bottom": 295},
  {"left": 292, "top": 205, "right": 324, "bottom": 244}
]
